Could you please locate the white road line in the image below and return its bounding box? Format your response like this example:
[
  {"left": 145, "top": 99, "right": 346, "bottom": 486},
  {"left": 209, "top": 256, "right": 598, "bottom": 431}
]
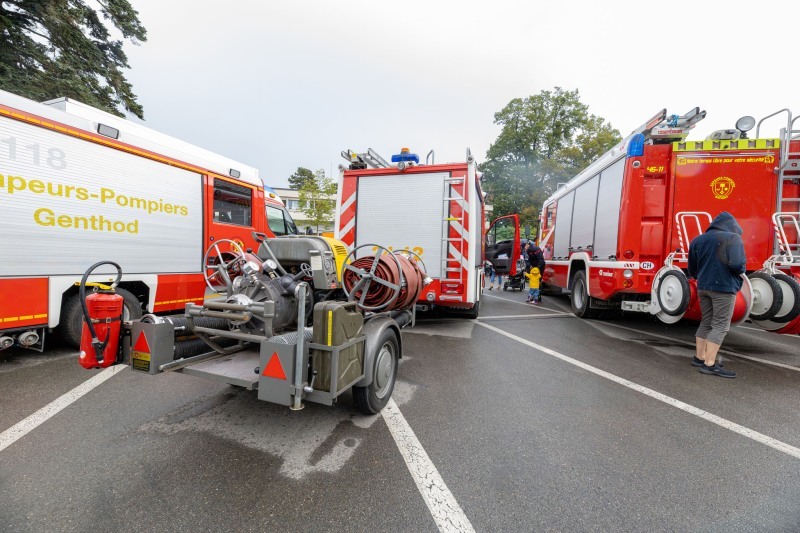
[
  {"left": 596, "top": 321, "right": 800, "bottom": 373},
  {"left": 0, "top": 365, "right": 127, "bottom": 453},
  {"left": 477, "top": 322, "right": 800, "bottom": 461},
  {"left": 478, "top": 313, "right": 572, "bottom": 320},
  {"left": 738, "top": 324, "right": 800, "bottom": 341},
  {"left": 481, "top": 293, "right": 565, "bottom": 314},
  {"left": 382, "top": 399, "right": 475, "bottom": 533}
]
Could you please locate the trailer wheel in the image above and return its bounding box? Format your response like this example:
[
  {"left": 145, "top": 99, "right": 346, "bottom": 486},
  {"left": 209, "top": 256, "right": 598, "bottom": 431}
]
[
  {"left": 570, "top": 271, "right": 597, "bottom": 318},
  {"left": 770, "top": 273, "right": 800, "bottom": 323},
  {"left": 656, "top": 270, "right": 690, "bottom": 317},
  {"left": 747, "top": 272, "right": 783, "bottom": 321},
  {"left": 353, "top": 328, "right": 399, "bottom": 415},
  {"left": 59, "top": 289, "right": 143, "bottom": 348}
]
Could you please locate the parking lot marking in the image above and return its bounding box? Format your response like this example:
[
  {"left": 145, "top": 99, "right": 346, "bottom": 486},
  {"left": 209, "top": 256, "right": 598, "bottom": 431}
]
[
  {"left": 477, "top": 322, "right": 800, "bottom": 461},
  {"left": 596, "top": 322, "right": 800, "bottom": 373},
  {"left": 478, "top": 313, "right": 572, "bottom": 320},
  {"left": 382, "top": 399, "right": 475, "bottom": 533},
  {"left": 0, "top": 364, "right": 127, "bottom": 453},
  {"left": 481, "top": 293, "right": 565, "bottom": 314}
]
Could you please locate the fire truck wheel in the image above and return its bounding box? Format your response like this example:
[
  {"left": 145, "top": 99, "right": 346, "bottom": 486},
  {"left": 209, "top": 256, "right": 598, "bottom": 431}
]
[
  {"left": 769, "top": 273, "right": 800, "bottom": 323},
  {"left": 353, "top": 328, "right": 399, "bottom": 415},
  {"left": 59, "top": 289, "right": 143, "bottom": 348},
  {"left": 570, "top": 270, "right": 598, "bottom": 319},
  {"left": 747, "top": 272, "right": 784, "bottom": 321},
  {"left": 656, "top": 270, "right": 690, "bottom": 317}
]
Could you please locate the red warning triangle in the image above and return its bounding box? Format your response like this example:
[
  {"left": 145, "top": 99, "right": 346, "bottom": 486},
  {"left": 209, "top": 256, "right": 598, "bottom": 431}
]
[
  {"left": 262, "top": 352, "right": 286, "bottom": 380},
  {"left": 133, "top": 331, "right": 150, "bottom": 353}
]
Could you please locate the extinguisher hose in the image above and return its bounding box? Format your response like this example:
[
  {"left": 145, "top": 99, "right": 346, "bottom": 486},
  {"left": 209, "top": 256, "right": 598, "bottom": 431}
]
[{"left": 79, "top": 261, "right": 123, "bottom": 364}]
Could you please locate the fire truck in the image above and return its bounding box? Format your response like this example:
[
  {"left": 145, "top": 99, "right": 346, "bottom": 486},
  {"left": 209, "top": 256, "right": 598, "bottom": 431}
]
[
  {"left": 0, "top": 89, "right": 298, "bottom": 351},
  {"left": 335, "top": 148, "right": 498, "bottom": 318},
  {"left": 538, "top": 107, "right": 800, "bottom": 334}
]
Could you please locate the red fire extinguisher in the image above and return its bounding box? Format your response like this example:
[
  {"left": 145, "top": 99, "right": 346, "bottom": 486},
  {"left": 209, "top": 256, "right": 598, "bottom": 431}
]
[{"left": 78, "top": 261, "right": 124, "bottom": 369}]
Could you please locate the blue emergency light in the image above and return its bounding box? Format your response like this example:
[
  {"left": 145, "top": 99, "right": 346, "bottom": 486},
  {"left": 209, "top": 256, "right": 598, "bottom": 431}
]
[{"left": 391, "top": 148, "right": 420, "bottom": 164}]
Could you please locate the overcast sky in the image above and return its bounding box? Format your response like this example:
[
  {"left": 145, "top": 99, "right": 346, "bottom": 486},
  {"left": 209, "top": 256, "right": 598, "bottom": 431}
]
[{"left": 123, "top": 0, "right": 798, "bottom": 188}]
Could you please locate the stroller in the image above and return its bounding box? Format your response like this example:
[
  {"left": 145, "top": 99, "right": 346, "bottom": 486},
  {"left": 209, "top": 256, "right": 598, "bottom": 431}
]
[{"left": 503, "top": 257, "right": 527, "bottom": 291}]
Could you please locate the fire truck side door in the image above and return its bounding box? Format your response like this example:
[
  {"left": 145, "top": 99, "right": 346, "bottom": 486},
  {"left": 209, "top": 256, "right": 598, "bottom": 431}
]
[{"left": 485, "top": 214, "right": 521, "bottom": 275}]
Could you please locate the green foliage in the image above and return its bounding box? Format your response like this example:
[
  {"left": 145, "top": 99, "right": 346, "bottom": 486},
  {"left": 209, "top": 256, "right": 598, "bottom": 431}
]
[
  {"left": 482, "top": 87, "right": 621, "bottom": 234},
  {"left": 0, "top": 0, "right": 147, "bottom": 118},
  {"left": 288, "top": 167, "right": 315, "bottom": 191},
  {"left": 298, "top": 170, "right": 337, "bottom": 234}
]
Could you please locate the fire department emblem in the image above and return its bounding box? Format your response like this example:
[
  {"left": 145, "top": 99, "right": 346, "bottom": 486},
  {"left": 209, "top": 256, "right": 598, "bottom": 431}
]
[{"left": 710, "top": 176, "right": 735, "bottom": 199}]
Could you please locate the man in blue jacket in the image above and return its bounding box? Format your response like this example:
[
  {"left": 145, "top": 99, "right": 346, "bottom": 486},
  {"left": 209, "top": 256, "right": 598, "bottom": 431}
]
[{"left": 688, "top": 212, "right": 746, "bottom": 378}]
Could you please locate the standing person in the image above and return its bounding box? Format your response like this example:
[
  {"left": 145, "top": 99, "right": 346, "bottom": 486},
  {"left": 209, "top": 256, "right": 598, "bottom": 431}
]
[
  {"left": 526, "top": 241, "right": 546, "bottom": 273},
  {"left": 488, "top": 262, "right": 504, "bottom": 290},
  {"left": 525, "top": 266, "right": 542, "bottom": 304},
  {"left": 687, "top": 212, "right": 746, "bottom": 378}
]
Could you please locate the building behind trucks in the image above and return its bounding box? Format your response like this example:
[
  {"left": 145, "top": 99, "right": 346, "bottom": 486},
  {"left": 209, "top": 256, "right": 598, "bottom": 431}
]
[
  {"left": 0, "top": 89, "right": 298, "bottom": 352},
  {"left": 335, "top": 148, "right": 491, "bottom": 318},
  {"left": 538, "top": 106, "right": 800, "bottom": 334}
]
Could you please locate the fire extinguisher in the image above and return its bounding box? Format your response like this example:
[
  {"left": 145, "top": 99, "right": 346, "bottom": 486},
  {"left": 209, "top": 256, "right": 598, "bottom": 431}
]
[{"left": 78, "top": 261, "right": 124, "bottom": 369}]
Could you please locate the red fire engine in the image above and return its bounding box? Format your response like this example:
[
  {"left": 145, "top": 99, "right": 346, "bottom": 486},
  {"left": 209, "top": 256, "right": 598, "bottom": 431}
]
[
  {"left": 0, "top": 89, "right": 298, "bottom": 351},
  {"left": 335, "top": 148, "right": 495, "bottom": 318},
  {"left": 538, "top": 107, "right": 800, "bottom": 334}
]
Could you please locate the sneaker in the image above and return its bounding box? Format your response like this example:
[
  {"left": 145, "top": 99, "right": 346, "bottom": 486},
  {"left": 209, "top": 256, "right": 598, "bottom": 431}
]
[
  {"left": 691, "top": 357, "right": 723, "bottom": 368},
  {"left": 699, "top": 364, "right": 736, "bottom": 378},
  {"left": 488, "top": 286, "right": 493, "bottom": 290},
  {"left": 533, "top": 301, "right": 540, "bottom": 305}
]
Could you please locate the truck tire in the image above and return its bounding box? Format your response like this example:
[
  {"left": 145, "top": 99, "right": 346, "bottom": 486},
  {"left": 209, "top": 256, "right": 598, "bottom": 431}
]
[
  {"left": 59, "top": 288, "right": 143, "bottom": 349},
  {"left": 570, "top": 270, "right": 598, "bottom": 319},
  {"left": 747, "top": 272, "right": 783, "bottom": 321},
  {"left": 462, "top": 300, "right": 480, "bottom": 319},
  {"left": 770, "top": 273, "right": 800, "bottom": 323},
  {"left": 353, "top": 328, "right": 399, "bottom": 415},
  {"left": 656, "top": 270, "right": 690, "bottom": 317}
]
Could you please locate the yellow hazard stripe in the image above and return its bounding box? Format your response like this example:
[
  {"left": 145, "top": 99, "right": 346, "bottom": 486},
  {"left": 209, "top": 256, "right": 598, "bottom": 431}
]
[
  {"left": 673, "top": 138, "right": 780, "bottom": 152},
  {"left": 154, "top": 297, "right": 205, "bottom": 306},
  {"left": 2, "top": 314, "right": 47, "bottom": 323}
]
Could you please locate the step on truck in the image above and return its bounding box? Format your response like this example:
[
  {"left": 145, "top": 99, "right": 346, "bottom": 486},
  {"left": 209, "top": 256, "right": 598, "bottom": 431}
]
[{"left": 0, "top": 89, "right": 298, "bottom": 351}]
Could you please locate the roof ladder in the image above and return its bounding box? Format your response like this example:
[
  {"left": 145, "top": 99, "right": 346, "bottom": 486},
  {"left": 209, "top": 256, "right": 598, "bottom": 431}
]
[
  {"left": 768, "top": 110, "right": 800, "bottom": 263},
  {"left": 440, "top": 176, "right": 466, "bottom": 289}
]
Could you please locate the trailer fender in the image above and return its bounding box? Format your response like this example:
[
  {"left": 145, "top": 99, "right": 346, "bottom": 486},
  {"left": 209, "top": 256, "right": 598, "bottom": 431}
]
[{"left": 357, "top": 317, "right": 402, "bottom": 387}]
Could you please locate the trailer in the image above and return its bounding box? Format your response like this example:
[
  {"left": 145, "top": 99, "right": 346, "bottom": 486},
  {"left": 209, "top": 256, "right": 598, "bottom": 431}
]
[
  {"left": 538, "top": 107, "right": 800, "bottom": 334},
  {"left": 335, "top": 148, "right": 491, "bottom": 318},
  {"left": 0, "top": 89, "right": 298, "bottom": 351}
]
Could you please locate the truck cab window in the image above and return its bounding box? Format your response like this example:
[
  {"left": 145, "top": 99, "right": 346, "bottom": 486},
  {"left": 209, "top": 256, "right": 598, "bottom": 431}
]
[
  {"left": 266, "top": 205, "right": 299, "bottom": 236},
  {"left": 214, "top": 180, "right": 252, "bottom": 226}
]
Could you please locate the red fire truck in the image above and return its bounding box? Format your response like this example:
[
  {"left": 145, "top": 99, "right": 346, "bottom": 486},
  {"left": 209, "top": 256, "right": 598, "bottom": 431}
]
[
  {"left": 538, "top": 107, "right": 800, "bottom": 334},
  {"left": 0, "top": 89, "right": 298, "bottom": 351},
  {"left": 335, "top": 148, "right": 496, "bottom": 318}
]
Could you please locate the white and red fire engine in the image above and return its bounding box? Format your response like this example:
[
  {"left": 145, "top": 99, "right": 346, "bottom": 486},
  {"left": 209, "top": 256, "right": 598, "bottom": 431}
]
[
  {"left": 0, "top": 89, "right": 298, "bottom": 351},
  {"left": 335, "top": 148, "right": 491, "bottom": 317},
  {"left": 538, "top": 107, "right": 800, "bottom": 334}
]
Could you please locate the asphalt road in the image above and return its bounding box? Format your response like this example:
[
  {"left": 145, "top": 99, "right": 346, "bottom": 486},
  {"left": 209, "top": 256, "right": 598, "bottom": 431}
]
[{"left": 2, "top": 293, "right": 799, "bottom": 532}]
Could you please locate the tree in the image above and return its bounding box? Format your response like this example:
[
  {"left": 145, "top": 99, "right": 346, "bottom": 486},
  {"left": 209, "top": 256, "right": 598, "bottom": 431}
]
[
  {"left": 482, "top": 87, "right": 621, "bottom": 234},
  {"left": 298, "top": 170, "right": 337, "bottom": 234},
  {"left": 0, "top": 0, "right": 147, "bottom": 118},
  {"left": 288, "top": 167, "right": 315, "bottom": 190}
]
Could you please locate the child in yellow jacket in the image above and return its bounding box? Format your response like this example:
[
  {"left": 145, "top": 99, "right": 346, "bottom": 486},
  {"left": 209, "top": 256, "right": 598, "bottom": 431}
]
[{"left": 525, "top": 266, "right": 541, "bottom": 304}]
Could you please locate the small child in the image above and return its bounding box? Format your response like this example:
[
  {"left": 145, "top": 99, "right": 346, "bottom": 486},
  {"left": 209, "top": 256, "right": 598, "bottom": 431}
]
[{"left": 524, "top": 266, "right": 541, "bottom": 304}]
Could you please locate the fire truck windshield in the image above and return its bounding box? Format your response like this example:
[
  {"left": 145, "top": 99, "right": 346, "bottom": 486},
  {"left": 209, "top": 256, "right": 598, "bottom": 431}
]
[{"left": 266, "top": 204, "right": 298, "bottom": 236}]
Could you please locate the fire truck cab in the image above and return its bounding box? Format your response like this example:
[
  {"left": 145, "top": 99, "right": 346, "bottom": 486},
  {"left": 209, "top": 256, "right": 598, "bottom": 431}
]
[
  {"left": 0, "top": 89, "right": 297, "bottom": 351},
  {"left": 539, "top": 107, "right": 800, "bottom": 334}
]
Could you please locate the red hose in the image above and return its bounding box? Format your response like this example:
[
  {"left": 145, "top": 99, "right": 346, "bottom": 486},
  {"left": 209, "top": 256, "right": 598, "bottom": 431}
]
[{"left": 343, "top": 254, "right": 427, "bottom": 310}]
